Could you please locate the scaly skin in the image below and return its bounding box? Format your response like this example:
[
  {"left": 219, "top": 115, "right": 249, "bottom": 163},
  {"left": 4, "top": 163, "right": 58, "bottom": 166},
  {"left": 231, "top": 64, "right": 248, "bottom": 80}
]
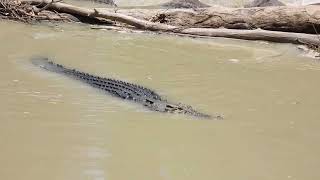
[{"left": 32, "top": 57, "right": 222, "bottom": 119}]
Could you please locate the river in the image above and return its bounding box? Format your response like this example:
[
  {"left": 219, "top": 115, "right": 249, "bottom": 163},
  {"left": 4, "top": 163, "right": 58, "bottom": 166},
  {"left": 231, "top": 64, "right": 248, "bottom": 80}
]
[{"left": 0, "top": 19, "right": 319, "bottom": 180}]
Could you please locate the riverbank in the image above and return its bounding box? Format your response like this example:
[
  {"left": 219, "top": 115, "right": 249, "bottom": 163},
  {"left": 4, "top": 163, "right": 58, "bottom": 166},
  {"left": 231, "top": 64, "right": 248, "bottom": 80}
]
[{"left": 1, "top": 0, "right": 320, "bottom": 55}]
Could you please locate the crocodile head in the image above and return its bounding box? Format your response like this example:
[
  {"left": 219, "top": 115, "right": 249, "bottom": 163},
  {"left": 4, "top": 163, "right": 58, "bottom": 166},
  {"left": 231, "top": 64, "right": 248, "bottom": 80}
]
[
  {"left": 162, "top": 103, "right": 214, "bottom": 119},
  {"left": 146, "top": 99, "right": 222, "bottom": 120}
]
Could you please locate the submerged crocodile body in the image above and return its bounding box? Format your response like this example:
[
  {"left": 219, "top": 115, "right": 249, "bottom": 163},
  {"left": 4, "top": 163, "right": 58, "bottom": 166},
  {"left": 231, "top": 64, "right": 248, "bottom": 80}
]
[{"left": 32, "top": 57, "right": 222, "bottom": 119}]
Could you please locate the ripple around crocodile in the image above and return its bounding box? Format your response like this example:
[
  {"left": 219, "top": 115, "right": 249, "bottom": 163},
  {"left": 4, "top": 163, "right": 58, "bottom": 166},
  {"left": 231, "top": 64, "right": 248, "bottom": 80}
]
[{"left": 31, "top": 57, "right": 223, "bottom": 120}]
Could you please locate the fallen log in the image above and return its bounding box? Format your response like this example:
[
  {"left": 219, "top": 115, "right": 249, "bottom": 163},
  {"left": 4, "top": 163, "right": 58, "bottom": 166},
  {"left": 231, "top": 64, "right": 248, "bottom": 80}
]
[
  {"left": 21, "top": 0, "right": 320, "bottom": 47},
  {"left": 148, "top": 5, "right": 320, "bottom": 34},
  {"left": 179, "top": 28, "right": 320, "bottom": 46},
  {"left": 23, "top": 0, "right": 178, "bottom": 31},
  {"left": 23, "top": 0, "right": 320, "bottom": 33}
]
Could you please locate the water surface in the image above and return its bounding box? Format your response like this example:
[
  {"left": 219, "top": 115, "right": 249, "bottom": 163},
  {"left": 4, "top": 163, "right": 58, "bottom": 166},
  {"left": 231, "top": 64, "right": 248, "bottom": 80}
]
[{"left": 0, "top": 21, "right": 319, "bottom": 180}]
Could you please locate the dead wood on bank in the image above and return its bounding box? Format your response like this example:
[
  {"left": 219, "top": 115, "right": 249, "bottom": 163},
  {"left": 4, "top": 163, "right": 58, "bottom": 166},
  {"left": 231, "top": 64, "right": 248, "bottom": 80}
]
[
  {"left": 2, "top": 0, "right": 320, "bottom": 49},
  {"left": 0, "top": 0, "right": 113, "bottom": 24},
  {"left": 0, "top": 0, "right": 74, "bottom": 22},
  {"left": 147, "top": 5, "right": 320, "bottom": 34}
]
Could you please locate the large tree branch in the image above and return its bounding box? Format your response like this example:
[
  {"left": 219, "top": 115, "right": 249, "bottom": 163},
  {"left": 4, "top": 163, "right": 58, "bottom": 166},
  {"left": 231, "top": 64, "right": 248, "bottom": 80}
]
[
  {"left": 22, "top": 0, "right": 320, "bottom": 47},
  {"left": 147, "top": 5, "right": 320, "bottom": 34}
]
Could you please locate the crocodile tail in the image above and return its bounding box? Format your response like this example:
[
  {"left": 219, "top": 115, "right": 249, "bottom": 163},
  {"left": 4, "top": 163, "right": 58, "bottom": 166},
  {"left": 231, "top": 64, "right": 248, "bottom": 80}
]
[{"left": 31, "top": 57, "right": 67, "bottom": 74}]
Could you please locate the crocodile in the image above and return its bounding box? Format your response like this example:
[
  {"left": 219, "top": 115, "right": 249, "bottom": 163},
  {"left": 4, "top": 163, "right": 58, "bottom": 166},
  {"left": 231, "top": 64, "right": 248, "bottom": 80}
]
[{"left": 31, "top": 57, "right": 222, "bottom": 119}]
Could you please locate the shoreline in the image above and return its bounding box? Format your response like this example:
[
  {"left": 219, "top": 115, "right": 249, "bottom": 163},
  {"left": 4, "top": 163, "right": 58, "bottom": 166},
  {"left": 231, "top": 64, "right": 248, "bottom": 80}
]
[{"left": 1, "top": 0, "right": 320, "bottom": 56}]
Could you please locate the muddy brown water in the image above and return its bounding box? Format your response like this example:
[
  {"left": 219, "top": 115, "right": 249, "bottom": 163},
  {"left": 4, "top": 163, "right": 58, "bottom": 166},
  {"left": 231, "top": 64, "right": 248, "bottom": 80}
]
[{"left": 1, "top": 21, "right": 320, "bottom": 180}]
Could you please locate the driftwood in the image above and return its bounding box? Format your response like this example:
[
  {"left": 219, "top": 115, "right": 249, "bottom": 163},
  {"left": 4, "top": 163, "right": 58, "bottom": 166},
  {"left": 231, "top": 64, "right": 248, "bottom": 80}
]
[
  {"left": 0, "top": 0, "right": 74, "bottom": 22},
  {"left": 100, "top": 6, "right": 320, "bottom": 34},
  {"left": 148, "top": 5, "right": 320, "bottom": 34},
  {"left": 23, "top": 1, "right": 320, "bottom": 34},
  {"left": 22, "top": 0, "right": 177, "bottom": 30},
  {"left": 178, "top": 28, "right": 320, "bottom": 46},
  {"left": 16, "top": 0, "right": 320, "bottom": 48}
]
